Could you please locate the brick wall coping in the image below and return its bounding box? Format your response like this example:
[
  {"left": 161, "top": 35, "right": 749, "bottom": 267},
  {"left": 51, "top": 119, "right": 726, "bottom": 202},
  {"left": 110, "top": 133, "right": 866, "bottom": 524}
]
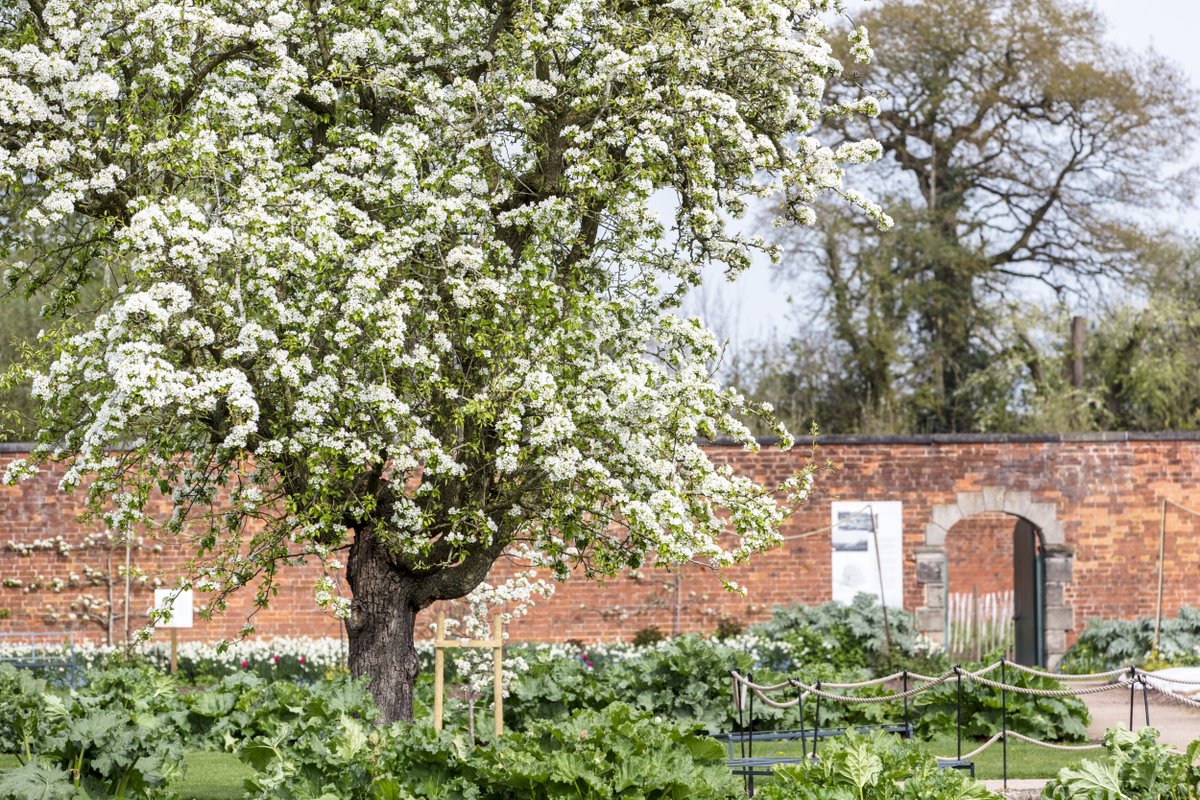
[
  {"left": 713, "top": 431, "right": 1200, "bottom": 447},
  {"left": 5, "top": 431, "right": 1200, "bottom": 454}
]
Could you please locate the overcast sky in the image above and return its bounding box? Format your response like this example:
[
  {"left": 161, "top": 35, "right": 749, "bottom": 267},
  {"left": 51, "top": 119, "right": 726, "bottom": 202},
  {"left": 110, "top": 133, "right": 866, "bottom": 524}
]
[{"left": 700, "top": 0, "right": 1200, "bottom": 350}]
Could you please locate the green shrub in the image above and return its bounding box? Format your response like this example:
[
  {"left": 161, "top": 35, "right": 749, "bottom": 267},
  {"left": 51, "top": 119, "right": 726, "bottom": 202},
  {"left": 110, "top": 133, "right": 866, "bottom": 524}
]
[
  {"left": 912, "top": 657, "right": 1090, "bottom": 743},
  {"left": 1061, "top": 608, "right": 1200, "bottom": 673},
  {"left": 750, "top": 594, "right": 950, "bottom": 675},
  {"left": 754, "top": 730, "right": 1000, "bottom": 800},
  {"left": 1042, "top": 727, "right": 1200, "bottom": 799},
  {"left": 240, "top": 703, "right": 741, "bottom": 800},
  {"left": 186, "top": 672, "right": 380, "bottom": 750},
  {"left": 0, "top": 664, "right": 187, "bottom": 799},
  {"left": 632, "top": 626, "right": 666, "bottom": 646}
]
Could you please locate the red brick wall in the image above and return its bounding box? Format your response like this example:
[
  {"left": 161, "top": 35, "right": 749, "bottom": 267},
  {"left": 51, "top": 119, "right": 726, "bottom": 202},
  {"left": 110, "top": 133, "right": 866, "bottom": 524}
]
[
  {"left": 945, "top": 512, "right": 1016, "bottom": 597},
  {"left": 3, "top": 435, "right": 1200, "bottom": 646}
]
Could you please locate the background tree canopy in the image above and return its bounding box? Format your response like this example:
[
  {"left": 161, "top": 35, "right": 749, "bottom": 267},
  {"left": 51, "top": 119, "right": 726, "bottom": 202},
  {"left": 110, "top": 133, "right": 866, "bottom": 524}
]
[{"left": 733, "top": 0, "right": 1200, "bottom": 435}]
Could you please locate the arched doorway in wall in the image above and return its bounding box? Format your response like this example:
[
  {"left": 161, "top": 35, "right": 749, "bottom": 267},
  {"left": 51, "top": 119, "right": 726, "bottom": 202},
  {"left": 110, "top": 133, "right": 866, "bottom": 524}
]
[
  {"left": 914, "top": 489, "right": 1075, "bottom": 668},
  {"left": 943, "top": 512, "right": 1043, "bottom": 665}
]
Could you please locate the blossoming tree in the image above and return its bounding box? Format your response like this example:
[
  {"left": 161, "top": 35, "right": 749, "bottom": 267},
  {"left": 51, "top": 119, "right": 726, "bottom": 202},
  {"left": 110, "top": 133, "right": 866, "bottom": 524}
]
[{"left": 0, "top": 0, "right": 887, "bottom": 721}]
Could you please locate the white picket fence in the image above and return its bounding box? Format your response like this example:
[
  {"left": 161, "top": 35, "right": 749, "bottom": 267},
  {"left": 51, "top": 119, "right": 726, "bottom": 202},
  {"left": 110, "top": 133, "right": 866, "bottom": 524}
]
[{"left": 947, "top": 589, "right": 1014, "bottom": 661}]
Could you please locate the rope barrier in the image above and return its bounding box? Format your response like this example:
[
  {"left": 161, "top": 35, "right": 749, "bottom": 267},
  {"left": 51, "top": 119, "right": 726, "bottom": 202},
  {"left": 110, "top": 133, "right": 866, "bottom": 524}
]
[
  {"left": 931, "top": 734, "right": 1008, "bottom": 762},
  {"left": 820, "top": 671, "right": 907, "bottom": 689},
  {"left": 1141, "top": 671, "right": 1200, "bottom": 686},
  {"left": 1005, "top": 661, "right": 1132, "bottom": 682},
  {"left": 1004, "top": 732, "right": 1106, "bottom": 752},
  {"left": 1143, "top": 682, "right": 1200, "bottom": 709},
  {"left": 791, "top": 672, "right": 955, "bottom": 703},
  {"left": 959, "top": 668, "right": 1133, "bottom": 698},
  {"left": 733, "top": 660, "right": 1200, "bottom": 703},
  {"left": 934, "top": 731, "right": 1105, "bottom": 761},
  {"left": 724, "top": 655, "right": 1197, "bottom": 798}
]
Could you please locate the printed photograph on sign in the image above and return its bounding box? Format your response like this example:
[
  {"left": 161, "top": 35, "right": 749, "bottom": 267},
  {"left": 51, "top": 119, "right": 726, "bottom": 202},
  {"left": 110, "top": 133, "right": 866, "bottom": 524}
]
[
  {"left": 832, "top": 510, "right": 873, "bottom": 551},
  {"left": 830, "top": 501, "right": 904, "bottom": 609}
]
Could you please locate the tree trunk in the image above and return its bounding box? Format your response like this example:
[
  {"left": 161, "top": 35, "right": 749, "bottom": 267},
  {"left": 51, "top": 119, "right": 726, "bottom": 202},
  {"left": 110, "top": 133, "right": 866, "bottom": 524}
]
[{"left": 345, "top": 531, "right": 422, "bottom": 724}]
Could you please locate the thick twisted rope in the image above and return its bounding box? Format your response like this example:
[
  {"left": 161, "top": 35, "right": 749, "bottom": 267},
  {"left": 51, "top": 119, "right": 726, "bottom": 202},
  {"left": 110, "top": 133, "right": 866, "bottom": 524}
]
[
  {"left": 1140, "top": 671, "right": 1200, "bottom": 686},
  {"left": 934, "top": 731, "right": 1105, "bottom": 761},
  {"left": 1142, "top": 681, "right": 1200, "bottom": 708},
  {"left": 729, "top": 672, "right": 792, "bottom": 693},
  {"left": 1005, "top": 732, "right": 1106, "bottom": 752},
  {"left": 729, "top": 671, "right": 801, "bottom": 709},
  {"left": 934, "top": 731, "right": 1005, "bottom": 761},
  {"left": 958, "top": 668, "right": 1132, "bottom": 697},
  {"left": 820, "top": 671, "right": 907, "bottom": 689},
  {"left": 792, "top": 672, "right": 955, "bottom": 703},
  {"left": 1005, "top": 662, "right": 1131, "bottom": 682}
]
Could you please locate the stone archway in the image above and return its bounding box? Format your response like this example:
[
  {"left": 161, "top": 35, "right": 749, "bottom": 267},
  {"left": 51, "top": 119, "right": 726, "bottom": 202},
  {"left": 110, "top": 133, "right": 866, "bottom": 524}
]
[{"left": 914, "top": 488, "right": 1075, "bottom": 668}]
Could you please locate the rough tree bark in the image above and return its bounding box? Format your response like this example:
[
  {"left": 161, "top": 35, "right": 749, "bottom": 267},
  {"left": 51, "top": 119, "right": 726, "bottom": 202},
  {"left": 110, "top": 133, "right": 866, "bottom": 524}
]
[
  {"left": 345, "top": 530, "right": 423, "bottom": 724},
  {"left": 344, "top": 523, "right": 508, "bottom": 723}
]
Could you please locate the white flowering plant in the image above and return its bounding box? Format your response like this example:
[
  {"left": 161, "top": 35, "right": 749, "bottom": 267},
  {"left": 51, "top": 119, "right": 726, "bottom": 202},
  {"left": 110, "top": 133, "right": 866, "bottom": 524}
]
[{"left": 0, "top": 0, "right": 885, "bottom": 721}]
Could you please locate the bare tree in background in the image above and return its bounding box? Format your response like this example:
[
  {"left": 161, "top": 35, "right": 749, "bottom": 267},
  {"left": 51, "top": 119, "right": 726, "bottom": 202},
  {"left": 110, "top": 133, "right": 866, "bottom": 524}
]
[{"left": 767, "top": 0, "right": 1198, "bottom": 432}]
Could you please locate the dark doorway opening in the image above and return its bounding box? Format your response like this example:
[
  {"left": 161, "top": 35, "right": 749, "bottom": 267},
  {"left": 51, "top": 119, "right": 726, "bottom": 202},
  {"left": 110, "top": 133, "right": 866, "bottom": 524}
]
[{"left": 1012, "top": 519, "right": 1045, "bottom": 666}]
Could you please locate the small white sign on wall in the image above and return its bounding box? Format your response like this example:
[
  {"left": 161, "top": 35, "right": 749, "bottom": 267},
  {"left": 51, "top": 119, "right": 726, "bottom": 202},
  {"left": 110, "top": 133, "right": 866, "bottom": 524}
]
[
  {"left": 830, "top": 501, "right": 904, "bottom": 609},
  {"left": 152, "top": 589, "right": 194, "bottom": 629}
]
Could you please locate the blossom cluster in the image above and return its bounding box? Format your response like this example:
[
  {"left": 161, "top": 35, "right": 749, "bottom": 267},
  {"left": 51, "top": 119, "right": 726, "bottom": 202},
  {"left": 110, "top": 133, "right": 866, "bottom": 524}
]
[{"left": 1, "top": 0, "right": 885, "bottom": 641}]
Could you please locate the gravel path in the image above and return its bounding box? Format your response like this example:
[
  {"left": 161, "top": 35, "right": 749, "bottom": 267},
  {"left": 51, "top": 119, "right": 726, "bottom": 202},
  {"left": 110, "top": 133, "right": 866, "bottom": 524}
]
[{"left": 1082, "top": 678, "right": 1200, "bottom": 750}]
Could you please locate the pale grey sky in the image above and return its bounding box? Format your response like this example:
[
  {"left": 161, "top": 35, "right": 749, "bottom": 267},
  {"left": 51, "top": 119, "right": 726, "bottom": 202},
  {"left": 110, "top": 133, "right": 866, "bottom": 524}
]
[{"left": 701, "top": 0, "right": 1200, "bottom": 350}]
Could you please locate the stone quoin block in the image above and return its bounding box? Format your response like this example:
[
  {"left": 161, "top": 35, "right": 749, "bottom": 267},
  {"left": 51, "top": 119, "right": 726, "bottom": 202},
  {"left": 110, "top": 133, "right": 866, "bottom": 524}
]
[{"left": 915, "top": 553, "right": 944, "bottom": 584}]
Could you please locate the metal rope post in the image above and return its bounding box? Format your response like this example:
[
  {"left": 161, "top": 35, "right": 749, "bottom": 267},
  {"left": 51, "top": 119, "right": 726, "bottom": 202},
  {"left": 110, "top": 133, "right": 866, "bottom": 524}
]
[
  {"left": 813, "top": 680, "right": 822, "bottom": 759},
  {"left": 902, "top": 670, "right": 911, "bottom": 738},
  {"left": 795, "top": 679, "right": 807, "bottom": 755},
  {"left": 955, "top": 666, "right": 963, "bottom": 761},
  {"left": 733, "top": 672, "right": 746, "bottom": 764},
  {"left": 1129, "top": 666, "right": 1137, "bottom": 730},
  {"left": 1141, "top": 675, "right": 1151, "bottom": 728},
  {"left": 1001, "top": 658, "right": 1007, "bottom": 791},
  {"left": 747, "top": 671, "right": 755, "bottom": 798}
]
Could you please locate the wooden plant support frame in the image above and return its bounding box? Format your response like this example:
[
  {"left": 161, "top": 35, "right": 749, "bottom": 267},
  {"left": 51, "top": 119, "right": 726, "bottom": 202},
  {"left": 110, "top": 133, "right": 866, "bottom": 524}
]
[{"left": 433, "top": 612, "right": 504, "bottom": 737}]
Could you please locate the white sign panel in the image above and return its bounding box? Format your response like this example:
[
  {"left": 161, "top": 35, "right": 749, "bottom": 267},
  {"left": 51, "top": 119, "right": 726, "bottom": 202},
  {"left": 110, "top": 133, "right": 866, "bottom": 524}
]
[
  {"left": 830, "top": 501, "right": 904, "bottom": 609},
  {"left": 152, "top": 589, "right": 194, "bottom": 629}
]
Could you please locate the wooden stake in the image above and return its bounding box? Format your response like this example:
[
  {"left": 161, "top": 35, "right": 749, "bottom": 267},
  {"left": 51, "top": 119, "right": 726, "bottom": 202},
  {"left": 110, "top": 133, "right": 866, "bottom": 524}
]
[
  {"left": 434, "top": 612, "right": 445, "bottom": 731},
  {"left": 1154, "top": 499, "right": 1167, "bottom": 652},
  {"left": 493, "top": 613, "right": 504, "bottom": 738},
  {"left": 170, "top": 628, "right": 178, "bottom": 674}
]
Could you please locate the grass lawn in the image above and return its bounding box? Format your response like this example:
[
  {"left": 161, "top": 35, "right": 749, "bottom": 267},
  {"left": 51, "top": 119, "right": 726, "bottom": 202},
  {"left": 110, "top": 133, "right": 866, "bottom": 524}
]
[
  {"left": 176, "top": 751, "right": 254, "bottom": 800},
  {"left": 4, "top": 732, "right": 1086, "bottom": 797},
  {"left": 752, "top": 732, "right": 1087, "bottom": 780},
  {"left": 0, "top": 751, "right": 251, "bottom": 800}
]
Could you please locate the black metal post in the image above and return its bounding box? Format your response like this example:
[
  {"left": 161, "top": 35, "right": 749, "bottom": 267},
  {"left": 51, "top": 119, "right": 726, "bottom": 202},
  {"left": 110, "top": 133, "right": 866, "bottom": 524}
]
[
  {"left": 956, "top": 666, "right": 963, "bottom": 761},
  {"left": 748, "top": 672, "right": 755, "bottom": 798},
  {"left": 902, "top": 670, "right": 911, "bottom": 738},
  {"left": 795, "top": 680, "right": 807, "bottom": 755},
  {"left": 734, "top": 672, "right": 746, "bottom": 763},
  {"left": 813, "top": 681, "right": 822, "bottom": 759},
  {"left": 1129, "top": 666, "right": 1137, "bottom": 730},
  {"left": 1001, "top": 658, "right": 1008, "bottom": 791}
]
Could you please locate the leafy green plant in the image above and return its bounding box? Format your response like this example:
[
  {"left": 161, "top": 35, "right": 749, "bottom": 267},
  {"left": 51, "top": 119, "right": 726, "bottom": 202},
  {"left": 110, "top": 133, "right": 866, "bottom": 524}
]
[
  {"left": 488, "top": 703, "right": 742, "bottom": 800},
  {"left": 240, "top": 703, "right": 739, "bottom": 800},
  {"left": 632, "top": 626, "right": 666, "bottom": 647},
  {"left": 0, "top": 664, "right": 187, "bottom": 799},
  {"left": 1041, "top": 727, "right": 1200, "bottom": 799},
  {"left": 186, "top": 671, "right": 379, "bottom": 750},
  {"left": 715, "top": 617, "right": 746, "bottom": 639},
  {"left": 1061, "top": 608, "right": 1200, "bottom": 673},
  {"left": 913, "top": 658, "right": 1090, "bottom": 742},
  {"left": 754, "top": 730, "right": 1000, "bottom": 800},
  {"left": 751, "top": 595, "right": 949, "bottom": 675}
]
